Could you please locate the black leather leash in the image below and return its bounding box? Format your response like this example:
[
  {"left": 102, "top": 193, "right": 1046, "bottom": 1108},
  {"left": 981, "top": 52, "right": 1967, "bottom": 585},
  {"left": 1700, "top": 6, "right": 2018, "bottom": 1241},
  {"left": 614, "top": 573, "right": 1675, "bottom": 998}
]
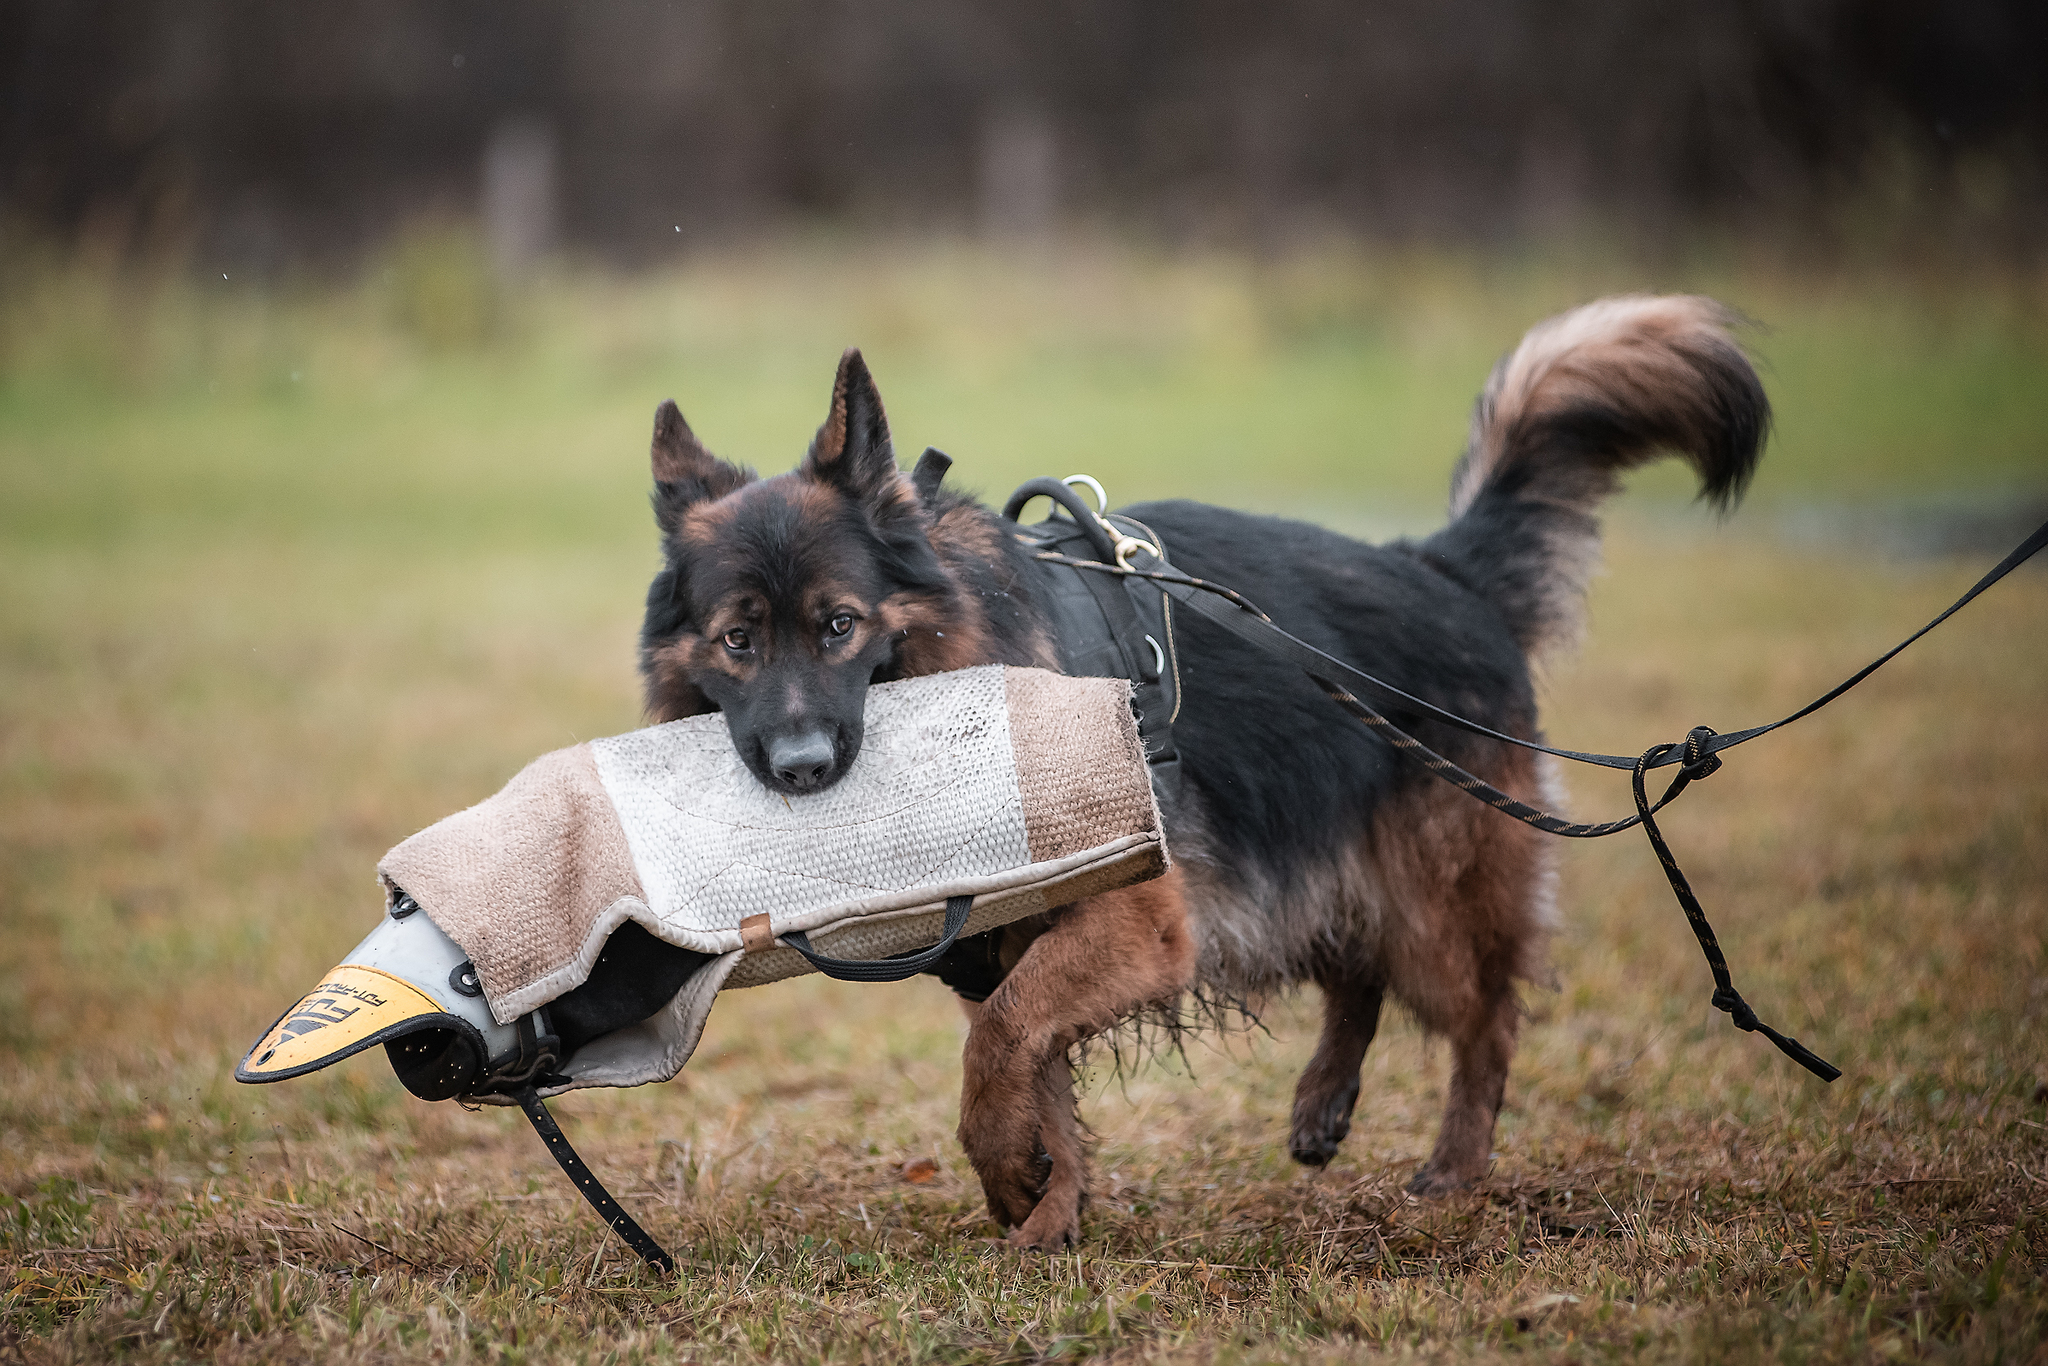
[
  {"left": 1626, "top": 730, "right": 1839, "bottom": 1079},
  {"left": 1031, "top": 515, "right": 2048, "bottom": 1082},
  {"left": 514, "top": 1085, "right": 676, "bottom": 1275}
]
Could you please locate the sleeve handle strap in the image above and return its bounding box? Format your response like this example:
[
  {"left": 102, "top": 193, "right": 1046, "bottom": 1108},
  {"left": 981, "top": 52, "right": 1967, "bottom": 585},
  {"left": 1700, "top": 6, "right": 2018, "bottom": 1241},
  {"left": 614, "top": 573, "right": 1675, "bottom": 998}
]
[{"left": 779, "top": 895, "right": 976, "bottom": 983}]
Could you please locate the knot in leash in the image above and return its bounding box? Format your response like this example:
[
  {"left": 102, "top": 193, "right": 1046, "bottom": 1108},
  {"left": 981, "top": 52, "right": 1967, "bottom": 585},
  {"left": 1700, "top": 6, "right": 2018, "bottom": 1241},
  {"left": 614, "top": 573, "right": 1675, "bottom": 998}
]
[
  {"left": 1708, "top": 985, "right": 1837, "bottom": 1080},
  {"left": 1710, "top": 985, "right": 1759, "bottom": 1032},
  {"left": 1679, "top": 725, "right": 1722, "bottom": 783}
]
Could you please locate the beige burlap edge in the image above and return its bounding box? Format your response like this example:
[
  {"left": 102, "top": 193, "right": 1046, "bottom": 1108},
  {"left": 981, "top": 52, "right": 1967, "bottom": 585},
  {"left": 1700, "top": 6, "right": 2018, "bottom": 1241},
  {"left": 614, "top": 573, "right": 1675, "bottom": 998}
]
[
  {"left": 377, "top": 744, "right": 642, "bottom": 1015},
  {"left": 1005, "top": 670, "right": 1164, "bottom": 863}
]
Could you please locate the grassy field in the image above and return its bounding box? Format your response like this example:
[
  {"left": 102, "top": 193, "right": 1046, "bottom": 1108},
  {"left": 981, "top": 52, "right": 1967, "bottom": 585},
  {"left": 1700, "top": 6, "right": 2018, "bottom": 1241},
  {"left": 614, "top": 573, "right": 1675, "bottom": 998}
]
[{"left": 2, "top": 237, "right": 2047, "bottom": 1363}]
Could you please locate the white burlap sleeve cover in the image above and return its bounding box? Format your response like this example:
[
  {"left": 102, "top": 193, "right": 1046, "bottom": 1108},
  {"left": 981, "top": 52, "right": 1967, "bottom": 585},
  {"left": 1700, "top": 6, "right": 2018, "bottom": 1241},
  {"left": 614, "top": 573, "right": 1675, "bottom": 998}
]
[{"left": 376, "top": 665, "right": 1165, "bottom": 1091}]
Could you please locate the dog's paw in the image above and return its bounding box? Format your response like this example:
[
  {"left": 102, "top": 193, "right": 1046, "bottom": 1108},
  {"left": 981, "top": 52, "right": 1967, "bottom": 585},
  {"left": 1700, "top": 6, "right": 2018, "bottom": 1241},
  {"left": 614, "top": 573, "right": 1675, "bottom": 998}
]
[
  {"left": 1289, "top": 1129, "right": 1344, "bottom": 1167},
  {"left": 974, "top": 1142, "right": 1052, "bottom": 1230},
  {"left": 1404, "top": 1163, "right": 1481, "bottom": 1198},
  {"left": 1005, "top": 1198, "right": 1080, "bottom": 1251},
  {"left": 1288, "top": 1070, "right": 1362, "bottom": 1168},
  {"left": 1288, "top": 1099, "right": 1354, "bottom": 1167}
]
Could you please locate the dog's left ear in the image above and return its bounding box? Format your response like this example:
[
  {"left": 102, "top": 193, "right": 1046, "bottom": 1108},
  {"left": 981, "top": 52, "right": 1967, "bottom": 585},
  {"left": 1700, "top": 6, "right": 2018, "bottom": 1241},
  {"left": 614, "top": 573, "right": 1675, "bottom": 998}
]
[{"left": 803, "top": 349, "right": 901, "bottom": 503}]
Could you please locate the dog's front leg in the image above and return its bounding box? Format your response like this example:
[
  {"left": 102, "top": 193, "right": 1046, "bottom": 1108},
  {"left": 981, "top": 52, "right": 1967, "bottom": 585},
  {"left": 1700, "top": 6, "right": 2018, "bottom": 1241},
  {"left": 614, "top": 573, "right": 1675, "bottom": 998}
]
[{"left": 958, "top": 870, "right": 1194, "bottom": 1250}]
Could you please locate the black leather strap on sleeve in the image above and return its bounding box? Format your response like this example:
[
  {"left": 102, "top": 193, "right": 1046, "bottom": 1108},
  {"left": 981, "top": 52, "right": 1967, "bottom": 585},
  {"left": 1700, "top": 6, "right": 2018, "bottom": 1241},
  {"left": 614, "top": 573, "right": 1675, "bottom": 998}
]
[
  {"left": 780, "top": 895, "right": 975, "bottom": 983},
  {"left": 514, "top": 1086, "right": 675, "bottom": 1275}
]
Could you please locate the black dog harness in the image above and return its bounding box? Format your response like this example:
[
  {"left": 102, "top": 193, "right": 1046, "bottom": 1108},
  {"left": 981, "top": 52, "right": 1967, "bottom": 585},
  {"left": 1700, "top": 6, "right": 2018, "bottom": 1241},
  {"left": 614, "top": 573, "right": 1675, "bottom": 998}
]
[{"left": 1004, "top": 476, "right": 1184, "bottom": 799}]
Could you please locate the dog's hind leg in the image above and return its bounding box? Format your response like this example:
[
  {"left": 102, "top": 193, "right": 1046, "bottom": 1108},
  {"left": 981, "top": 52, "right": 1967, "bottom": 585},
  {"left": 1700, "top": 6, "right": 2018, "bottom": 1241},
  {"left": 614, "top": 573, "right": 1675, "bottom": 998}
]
[
  {"left": 958, "top": 870, "right": 1195, "bottom": 1249},
  {"left": 1402, "top": 822, "right": 1541, "bottom": 1196},
  {"left": 1405, "top": 954, "right": 1518, "bottom": 1196},
  {"left": 1288, "top": 967, "right": 1386, "bottom": 1167},
  {"left": 1375, "top": 762, "right": 1547, "bottom": 1197}
]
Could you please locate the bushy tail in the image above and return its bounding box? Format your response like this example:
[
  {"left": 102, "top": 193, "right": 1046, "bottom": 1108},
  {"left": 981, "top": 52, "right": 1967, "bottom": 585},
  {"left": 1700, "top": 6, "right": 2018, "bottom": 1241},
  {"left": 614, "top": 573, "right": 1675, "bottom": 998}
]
[{"left": 1422, "top": 294, "right": 1769, "bottom": 656}]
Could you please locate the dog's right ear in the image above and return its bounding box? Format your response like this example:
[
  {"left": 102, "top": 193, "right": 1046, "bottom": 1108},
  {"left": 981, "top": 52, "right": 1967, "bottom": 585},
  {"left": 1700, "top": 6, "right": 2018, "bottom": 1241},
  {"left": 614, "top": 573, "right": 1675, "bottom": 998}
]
[{"left": 651, "top": 400, "right": 752, "bottom": 531}]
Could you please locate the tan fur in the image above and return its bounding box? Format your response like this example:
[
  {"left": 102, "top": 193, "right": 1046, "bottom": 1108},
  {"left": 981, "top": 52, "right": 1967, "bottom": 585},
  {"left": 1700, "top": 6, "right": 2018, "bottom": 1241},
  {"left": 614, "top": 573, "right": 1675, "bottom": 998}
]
[
  {"left": 651, "top": 399, "right": 752, "bottom": 499},
  {"left": 644, "top": 637, "right": 726, "bottom": 723},
  {"left": 678, "top": 494, "right": 741, "bottom": 545},
  {"left": 930, "top": 506, "right": 1061, "bottom": 669},
  {"left": 957, "top": 870, "right": 1196, "bottom": 1248},
  {"left": 883, "top": 601, "right": 995, "bottom": 674},
  {"left": 1159, "top": 735, "right": 1552, "bottom": 1187},
  {"left": 1370, "top": 746, "right": 1547, "bottom": 1188},
  {"left": 1449, "top": 294, "right": 1748, "bottom": 519},
  {"left": 810, "top": 350, "right": 858, "bottom": 465}
]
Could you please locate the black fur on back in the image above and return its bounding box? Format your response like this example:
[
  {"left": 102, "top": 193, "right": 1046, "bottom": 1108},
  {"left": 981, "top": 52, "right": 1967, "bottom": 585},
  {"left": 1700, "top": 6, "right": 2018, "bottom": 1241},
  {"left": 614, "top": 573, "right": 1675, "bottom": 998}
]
[{"left": 1124, "top": 501, "right": 1535, "bottom": 891}]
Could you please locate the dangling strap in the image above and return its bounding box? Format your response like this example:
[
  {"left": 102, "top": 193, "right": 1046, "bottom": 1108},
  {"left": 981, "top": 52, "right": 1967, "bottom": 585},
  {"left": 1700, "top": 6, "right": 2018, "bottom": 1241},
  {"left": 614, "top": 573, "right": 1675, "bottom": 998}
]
[
  {"left": 1628, "top": 730, "right": 1841, "bottom": 1081},
  {"left": 514, "top": 1085, "right": 675, "bottom": 1275},
  {"left": 504, "top": 898, "right": 980, "bottom": 1270},
  {"left": 780, "top": 895, "right": 976, "bottom": 983}
]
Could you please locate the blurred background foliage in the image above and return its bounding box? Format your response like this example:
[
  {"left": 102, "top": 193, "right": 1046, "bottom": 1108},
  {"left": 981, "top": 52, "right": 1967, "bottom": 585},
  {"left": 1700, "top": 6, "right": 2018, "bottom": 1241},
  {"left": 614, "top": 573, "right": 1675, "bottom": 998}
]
[
  {"left": 7, "top": 0, "right": 2047, "bottom": 266},
  {"left": 2, "top": 0, "right": 2043, "bottom": 545}
]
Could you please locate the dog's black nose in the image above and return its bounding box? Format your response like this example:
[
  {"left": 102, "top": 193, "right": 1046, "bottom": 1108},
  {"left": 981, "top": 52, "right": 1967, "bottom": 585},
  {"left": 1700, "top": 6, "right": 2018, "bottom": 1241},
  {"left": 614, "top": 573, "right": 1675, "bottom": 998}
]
[{"left": 768, "top": 732, "right": 836, "bottom": 791}]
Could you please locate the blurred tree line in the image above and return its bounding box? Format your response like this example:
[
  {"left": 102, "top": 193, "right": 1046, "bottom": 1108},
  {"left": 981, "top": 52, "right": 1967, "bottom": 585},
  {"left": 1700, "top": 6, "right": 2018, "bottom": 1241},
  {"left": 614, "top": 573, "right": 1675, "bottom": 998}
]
[{"left": 2, "top": 0, "right": 2042, "bottom": 274}]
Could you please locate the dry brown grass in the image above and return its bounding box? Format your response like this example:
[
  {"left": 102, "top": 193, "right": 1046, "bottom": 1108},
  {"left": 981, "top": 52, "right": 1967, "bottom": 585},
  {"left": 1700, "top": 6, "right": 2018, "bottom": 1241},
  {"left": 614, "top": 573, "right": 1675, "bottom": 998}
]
[
  {"left": 5, "top": 521, "right": 2043, "bottom": 1365},
  {"left": 3, "top": 245, "right": 2046, "bottom": 1362}
]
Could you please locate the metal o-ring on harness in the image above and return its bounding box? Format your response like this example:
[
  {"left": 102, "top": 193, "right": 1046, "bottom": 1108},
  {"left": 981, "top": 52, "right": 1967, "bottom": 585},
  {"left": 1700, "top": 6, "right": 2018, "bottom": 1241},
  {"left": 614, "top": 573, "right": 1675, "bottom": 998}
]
[{"left": 1062, "top": 474, "right": 1159, "bottom": 568}]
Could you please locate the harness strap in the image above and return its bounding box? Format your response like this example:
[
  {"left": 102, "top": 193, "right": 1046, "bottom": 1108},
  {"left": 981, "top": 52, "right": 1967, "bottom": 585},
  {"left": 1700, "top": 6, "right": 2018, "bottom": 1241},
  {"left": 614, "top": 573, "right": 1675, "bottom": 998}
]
[
  {"left": 1072, "top": 551, "right": 1160, "bottom": 685},
  {"left": 514, "top": 1086, "right": 675, "bottom": 1275},
  {"left": 1031, "top": 516, "right": 2048, "bottom": 1082}
]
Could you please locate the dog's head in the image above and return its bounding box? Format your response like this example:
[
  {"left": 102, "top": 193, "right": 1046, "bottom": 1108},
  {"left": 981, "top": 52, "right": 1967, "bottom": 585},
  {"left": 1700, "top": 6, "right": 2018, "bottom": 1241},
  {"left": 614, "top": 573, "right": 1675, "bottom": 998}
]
[{"left": 638, "top": 350, "right": 959, "bottom": 795}]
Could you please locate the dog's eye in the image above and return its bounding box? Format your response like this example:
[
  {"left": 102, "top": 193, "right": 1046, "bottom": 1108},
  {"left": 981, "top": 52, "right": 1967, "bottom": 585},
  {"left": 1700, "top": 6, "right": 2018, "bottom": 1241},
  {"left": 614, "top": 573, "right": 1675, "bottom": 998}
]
[
  {"left": 722, "top": 629, "right": 750, "bottom": 653},
  {"left": 827, "top": 614, "right": 855, "bottom": 638}
]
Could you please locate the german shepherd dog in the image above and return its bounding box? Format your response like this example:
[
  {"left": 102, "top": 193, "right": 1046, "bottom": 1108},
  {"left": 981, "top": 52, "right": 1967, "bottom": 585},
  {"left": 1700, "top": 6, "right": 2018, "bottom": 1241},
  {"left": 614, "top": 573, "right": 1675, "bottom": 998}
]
[{"left": 633, "top": 296, "right": 1768, "bottom": 1249}]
